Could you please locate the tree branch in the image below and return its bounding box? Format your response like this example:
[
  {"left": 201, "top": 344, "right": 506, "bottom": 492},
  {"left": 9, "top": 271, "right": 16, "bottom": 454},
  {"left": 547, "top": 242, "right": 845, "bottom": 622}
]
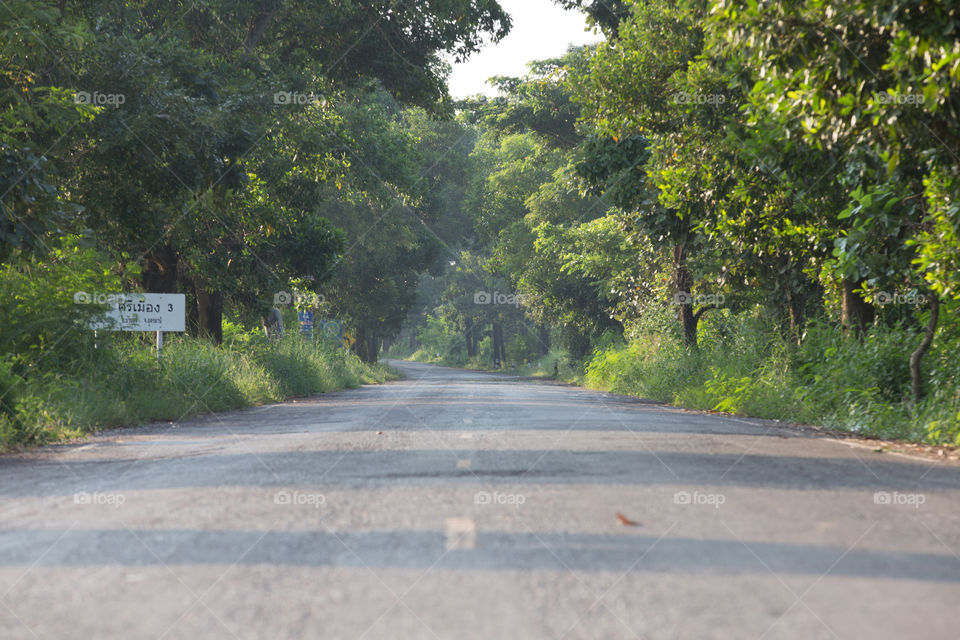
[
  {"left": 693, "top": 304, "right": 718, "bottom": 323},
  {"left": 243, "top": 4, "right": 281, "bottom": 53}
]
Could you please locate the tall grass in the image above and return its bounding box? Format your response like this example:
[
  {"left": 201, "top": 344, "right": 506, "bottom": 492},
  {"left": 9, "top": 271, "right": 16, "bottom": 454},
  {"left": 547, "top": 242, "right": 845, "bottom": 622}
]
[
  {"left": 0, "top": 333, "right": 395, "bottom": 451},
  {"left": 583, "top": 307, "right": 960, "bottom": 446},
  {"left": 0, "top": 244, "right": 397, "bottom": 451}
]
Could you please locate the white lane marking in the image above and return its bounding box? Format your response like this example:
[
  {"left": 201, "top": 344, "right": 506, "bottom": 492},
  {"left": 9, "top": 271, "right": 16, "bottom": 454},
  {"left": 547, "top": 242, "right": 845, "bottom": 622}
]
[{"left": 445, "top": 518, "right": 476, "bottom": 550}]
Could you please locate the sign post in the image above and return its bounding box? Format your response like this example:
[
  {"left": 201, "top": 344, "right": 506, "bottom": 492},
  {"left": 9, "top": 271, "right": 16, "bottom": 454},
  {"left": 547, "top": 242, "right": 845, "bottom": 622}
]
[
  {"left": 82, "top": 293, "right": 186, "bottom": 360},
  {"left": 298, "top": 310, "right": 315, "bottom": 338}
]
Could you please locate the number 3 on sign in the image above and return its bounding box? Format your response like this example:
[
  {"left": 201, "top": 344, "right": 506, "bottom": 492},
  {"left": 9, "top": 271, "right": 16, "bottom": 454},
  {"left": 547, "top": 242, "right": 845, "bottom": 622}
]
[{"left": 168, "top": 304, "right": 173, "bottom": 312}]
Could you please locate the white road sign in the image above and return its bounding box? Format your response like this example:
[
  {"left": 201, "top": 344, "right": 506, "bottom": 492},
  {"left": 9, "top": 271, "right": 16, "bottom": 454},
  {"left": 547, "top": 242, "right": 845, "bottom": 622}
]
[{"left": 86, "top": 293, "right": 186, "bottom": 332}]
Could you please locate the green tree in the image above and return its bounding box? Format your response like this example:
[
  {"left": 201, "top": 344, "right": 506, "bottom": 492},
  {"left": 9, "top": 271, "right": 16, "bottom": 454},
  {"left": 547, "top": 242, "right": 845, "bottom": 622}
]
[
  {"left": 571, "top": 0, "right": 728, "bottom": 347},
  {"left": 710, "top": 0, "right": 960, "bottom": 397},
  {"left": 0, "top": 0, "right": 89, "bottom": 262},
  {"left": 59, "top": 0, "right": 512, "bottom": 342}
]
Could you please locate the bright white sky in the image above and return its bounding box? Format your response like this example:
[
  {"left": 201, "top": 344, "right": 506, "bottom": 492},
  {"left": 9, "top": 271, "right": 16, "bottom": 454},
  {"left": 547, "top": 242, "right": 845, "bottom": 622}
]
[{"left": 446, "top": 0, "right": 604, "bottom": 99}]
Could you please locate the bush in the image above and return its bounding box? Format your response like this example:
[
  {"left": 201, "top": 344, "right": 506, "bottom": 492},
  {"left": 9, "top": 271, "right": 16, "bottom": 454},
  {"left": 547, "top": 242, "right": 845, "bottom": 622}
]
[
  {"left": 0, "top": 328, "right": 397, "bottom": 451},
  {"left": 583, "top": 305, "right": 959, "bottom": 446},
  {"left": 0, "top": 241, "right": 128, "bottom": 373},
  {"left": 0, "top": 358, "right": 24, "bottom": 444}
]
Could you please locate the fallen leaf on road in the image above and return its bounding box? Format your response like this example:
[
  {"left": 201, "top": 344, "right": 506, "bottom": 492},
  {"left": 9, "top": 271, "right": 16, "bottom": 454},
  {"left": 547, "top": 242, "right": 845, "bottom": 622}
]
[{"left": 616, "top": 512, "right": 638, "bottom": 526}]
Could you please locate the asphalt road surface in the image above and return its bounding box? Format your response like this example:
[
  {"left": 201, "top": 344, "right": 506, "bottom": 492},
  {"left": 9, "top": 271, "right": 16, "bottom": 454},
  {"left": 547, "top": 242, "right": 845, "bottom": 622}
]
[{"left": 2, "top": 360, "right": 960, "bottom": 639}]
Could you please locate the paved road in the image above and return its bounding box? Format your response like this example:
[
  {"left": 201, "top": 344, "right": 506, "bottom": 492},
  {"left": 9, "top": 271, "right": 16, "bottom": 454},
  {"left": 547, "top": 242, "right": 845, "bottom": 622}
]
[{"left": 2, "top": 361, "right": 959, "bottom": 639}]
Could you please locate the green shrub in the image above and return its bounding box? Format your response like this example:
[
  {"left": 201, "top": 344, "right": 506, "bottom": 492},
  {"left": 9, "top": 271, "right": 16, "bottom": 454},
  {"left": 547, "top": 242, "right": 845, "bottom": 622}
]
[
  {"left": 0, "top": 327, "right": 397, "bottom": 452},
  {"left": 0, "top": 242, "right": 129, "bottom": 372},
  {"left": 582, "top": 305, "right": 959, "bottom": 446},
  {"left": 0, "top": 358, "right": 24, "bottom": 444}
]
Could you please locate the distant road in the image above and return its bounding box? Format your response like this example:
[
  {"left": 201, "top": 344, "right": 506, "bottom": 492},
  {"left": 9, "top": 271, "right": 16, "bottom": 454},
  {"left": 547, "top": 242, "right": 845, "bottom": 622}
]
[{"left": 2, "top": 360, "right": 959, "bottom": 639}]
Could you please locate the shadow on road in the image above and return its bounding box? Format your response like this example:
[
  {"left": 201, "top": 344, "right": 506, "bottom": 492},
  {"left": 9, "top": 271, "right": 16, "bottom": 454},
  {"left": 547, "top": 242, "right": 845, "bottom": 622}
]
[{"left": 2, "top": 527, "right": 958, "bottom": 583}]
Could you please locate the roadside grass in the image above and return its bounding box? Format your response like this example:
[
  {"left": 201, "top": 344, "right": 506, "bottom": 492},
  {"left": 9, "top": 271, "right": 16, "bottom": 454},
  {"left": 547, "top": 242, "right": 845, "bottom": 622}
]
[
  {"left": 386, "top": 306, "right": 959, "bottom": 448},
  {"left": 581, "top": 309, "right": 960, "bottom": 446},
  {"left": 0, "top": 248, "right": 399, "bottom": 451},
  {"left": 0, "top": 332, "right": 397, "bottom": 452},
  {"left": 0, "top": 243, "right": 400, "bottom": 452}
]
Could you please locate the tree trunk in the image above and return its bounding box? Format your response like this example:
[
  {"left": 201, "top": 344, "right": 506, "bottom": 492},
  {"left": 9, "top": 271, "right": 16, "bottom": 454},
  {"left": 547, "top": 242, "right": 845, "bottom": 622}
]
[
  {"left": 195, "top": 286, "right": 223, "bottom": 345},
  {"left": 841, "top": 278, "right": 874, "bottom": 337},
  {"left": 465, "top": 326, "right": 476, "bottom": 357},
  {"left": 910, "top": 295, "right": 939, "bottom": 405},
  {"left": 354, "top": 326, "right": 367, "bottom": 362},
  {"left": 141, "top": 244, "right": 178, "bottom": 293},
  {"left": 365, "top": 334, "right": 378, "bottom": 364},
  {"left": 674, "top": 243, "right": 698, "bottom": 348},
  {"left": 492, "top": 322, "right": 503, "bottom": 368},
  {"left": 538, "top": 324, "right": 550, "bottom": 355},
  {"left": 352, "top": 327, "right": 378, "bottom": 363},
  {"left": 787, "top": 289, "right": 805, "bottom": 339},
  {"left": 501, "top": 326, "right": 507, "bottom": 364}
]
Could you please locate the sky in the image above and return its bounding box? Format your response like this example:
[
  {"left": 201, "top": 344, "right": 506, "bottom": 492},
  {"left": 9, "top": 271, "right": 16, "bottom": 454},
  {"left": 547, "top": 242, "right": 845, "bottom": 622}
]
[{"left": 446, "top": 0, "right": 604, "bottom": 99}]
